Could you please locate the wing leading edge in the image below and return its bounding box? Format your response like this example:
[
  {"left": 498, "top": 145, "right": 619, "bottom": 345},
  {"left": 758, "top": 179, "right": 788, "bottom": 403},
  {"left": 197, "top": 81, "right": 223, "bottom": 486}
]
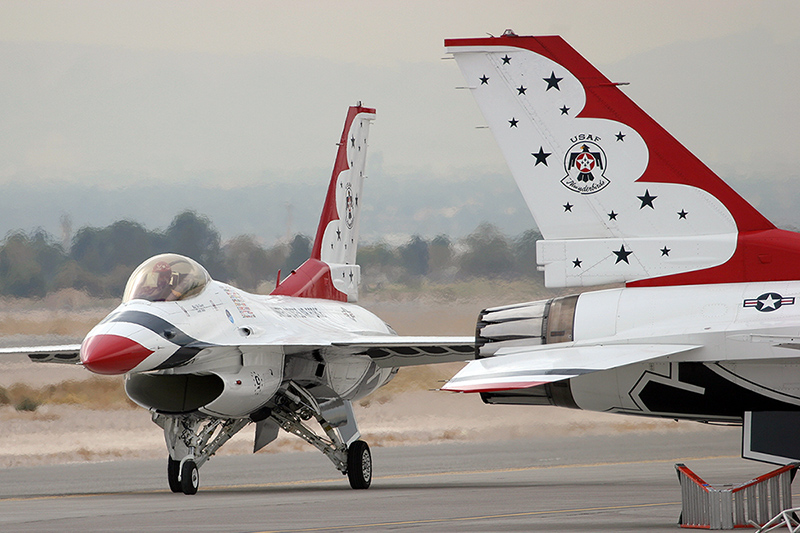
[
  {"left": 332, "top": 336, "right": 475, "bottom": 367},
  {"left": 0, "top": 344, "right": 82, "bottom": 364},
  {"left": 441, "top": 343, "right": 700, "bottom": 393}
]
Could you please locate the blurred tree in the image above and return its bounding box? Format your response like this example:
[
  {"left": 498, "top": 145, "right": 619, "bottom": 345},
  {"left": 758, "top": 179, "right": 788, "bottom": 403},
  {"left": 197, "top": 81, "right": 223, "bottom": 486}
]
[
  {"left": 458, "top": 222, "right": 514, "bottom": 278},
  {"left": 398, "top": 235, "right": 429, "bottom": 277},
  {"left": 224, "top": 235, "right": 275, "bottom": 292},
  {"left": 71, "top": 220, "right": 163, "bottom": 274},
  {"left": 428, "top": 234, "right": 453, "bottom": 278},
  {"left": 164, "top": 211, "right": 224, "bottom": 278},
  {"left": 513, "top": 229, "right": 543, "bottom": 278},
  {"left": 0, "top": 231, "right": 54, "bottom": 297},
  {"left": 283, "top": 234, "right": 311, "bottom": 273},
  {"left": 357, "top": 242, "right": 396, "bottom": 278}
]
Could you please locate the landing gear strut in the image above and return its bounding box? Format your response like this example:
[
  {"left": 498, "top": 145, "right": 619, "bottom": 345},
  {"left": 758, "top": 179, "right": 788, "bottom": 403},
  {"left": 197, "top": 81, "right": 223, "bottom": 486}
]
[
  {"left": 153, "top": 382, "right": 374, "bottom": 494},
  {"left": 155, "top": 413, "right": 249, "bottom": 495}
]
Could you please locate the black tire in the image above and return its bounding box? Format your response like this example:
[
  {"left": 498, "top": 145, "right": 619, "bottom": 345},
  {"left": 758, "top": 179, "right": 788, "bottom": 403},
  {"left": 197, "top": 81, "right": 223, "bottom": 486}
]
[
  {"left": 347, "top": 440, "right": 372, "bottom": 489},
  {"left": 180, "top": 459, "right": 199, "bottom": 495},
  {"left": 167, "top": 457, "right": 181, "bottom": 493}
]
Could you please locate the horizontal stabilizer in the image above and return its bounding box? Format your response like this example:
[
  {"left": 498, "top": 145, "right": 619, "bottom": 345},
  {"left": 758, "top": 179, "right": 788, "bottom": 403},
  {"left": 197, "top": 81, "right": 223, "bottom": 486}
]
[
  {"left": 728, "top": 334, "right": 800, "bottom": 351},
  {"left": 0, "top": 344, "right": 82, "bottom": 364},
  {"left": 441, "top": 343, "right": 700, "bottom": 393},
  {"left": 333, "top": 336, "right": 474, "bottom": 368}
]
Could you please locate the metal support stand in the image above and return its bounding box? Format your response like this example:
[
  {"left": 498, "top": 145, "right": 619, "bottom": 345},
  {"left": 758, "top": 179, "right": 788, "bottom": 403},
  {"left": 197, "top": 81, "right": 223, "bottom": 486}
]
[{"left": 676, "top": 463, "right": 798, "bottom": 529}]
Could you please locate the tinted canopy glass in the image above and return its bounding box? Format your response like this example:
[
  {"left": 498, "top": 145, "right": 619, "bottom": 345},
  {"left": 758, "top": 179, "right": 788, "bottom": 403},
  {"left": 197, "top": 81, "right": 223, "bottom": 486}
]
[{"left": 123, "top": 254, "right": 210, "bottom": 303}]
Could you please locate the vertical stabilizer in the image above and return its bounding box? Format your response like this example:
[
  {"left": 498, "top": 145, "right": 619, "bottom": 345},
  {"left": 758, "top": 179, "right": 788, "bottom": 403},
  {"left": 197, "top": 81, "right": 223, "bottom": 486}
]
[
  {"left": 271, "top": 104, "right": 375, "bottom": 302},
  {"left": 446, "top": 34, "right": 800, "bottom": 288}
]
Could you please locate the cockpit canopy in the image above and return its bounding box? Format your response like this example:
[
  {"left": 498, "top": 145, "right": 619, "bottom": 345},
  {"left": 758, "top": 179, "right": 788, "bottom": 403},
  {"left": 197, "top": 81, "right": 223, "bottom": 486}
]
[{"left": 122, "top": 254, "right": 210, "bottom": 303}]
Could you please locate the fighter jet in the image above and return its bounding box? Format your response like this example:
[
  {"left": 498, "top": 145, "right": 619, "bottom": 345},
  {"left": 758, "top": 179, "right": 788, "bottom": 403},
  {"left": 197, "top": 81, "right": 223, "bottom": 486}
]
[
  {"left": 3, "top": 104, "right": 473, "bottom": 493},
  {"left": 443, "top": 33, "right": 800, "bottom": 464}
]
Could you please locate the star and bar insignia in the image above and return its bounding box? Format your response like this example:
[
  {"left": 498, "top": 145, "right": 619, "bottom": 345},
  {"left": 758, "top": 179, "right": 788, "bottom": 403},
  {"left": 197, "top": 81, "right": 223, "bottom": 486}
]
[{"left": 743, "top": 293, "right": 795, "bottom": 312}]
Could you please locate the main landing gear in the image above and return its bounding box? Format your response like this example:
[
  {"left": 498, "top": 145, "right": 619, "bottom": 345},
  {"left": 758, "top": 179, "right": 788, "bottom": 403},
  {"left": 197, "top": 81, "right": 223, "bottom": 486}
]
[
  {"left": 154, "top": 382, "right": 372, "bottom": 494},
  {"left": 347, "top": 439, "right": 372, "bottom": 489}
]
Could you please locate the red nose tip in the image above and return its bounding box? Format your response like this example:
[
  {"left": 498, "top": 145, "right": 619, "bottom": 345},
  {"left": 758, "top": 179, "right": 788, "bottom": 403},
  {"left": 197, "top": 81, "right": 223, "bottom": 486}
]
[{"left": 80, "top": 334, "right": 154, "bottom": 375}]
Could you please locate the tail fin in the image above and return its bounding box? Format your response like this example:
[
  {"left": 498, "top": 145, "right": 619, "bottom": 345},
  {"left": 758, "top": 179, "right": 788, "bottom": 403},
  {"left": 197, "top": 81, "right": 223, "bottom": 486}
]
[
  {"left": 271, "top": 104, "right": 375, "bottom": 302},
  {"left": 446, "top": 34, "right": 800, "bottom": 288}
]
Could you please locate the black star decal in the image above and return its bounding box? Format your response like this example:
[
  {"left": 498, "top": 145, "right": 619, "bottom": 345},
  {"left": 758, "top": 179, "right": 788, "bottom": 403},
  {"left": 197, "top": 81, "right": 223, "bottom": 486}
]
[
  {"left": 563, "top": 202, "right": 573, "bottom": 212},
  {"left": 608, "top": 211, "right": 618, "bottom": 221},
  {"left": 678, "top": 209, "right": 688, "bottom": 219},
  {"left": 501, "top": 55, "right": 511, "bottom": 64},
  {"left": 543, "top": 71, "right": 563, "bottom": 91},
  {"left": 532, "top": 147, "right": 551, "bottom": 166},
  {"left": 479, "top": 75, "right": 489, "bottom": 85},
  {"left": 613, "top": 245, "right": 632, "bottom": 264},
  {"left": 560, "top": 105, "right": 570, "bottom": 115},
  {"left": 573, "top": 258, "right": 582, "bottom": 268},
  {"left": 509, "top": 117, "right": 519, "bottom": 127},
  {"left": 637, "top": 189, "right": 657, "bottom": 209},
  {"left": 615, "top": 132, "right": 625, "bottom": 141},
  {"left": 661, "top": 246, "right": 671, "bottom": 256},
  {"left": 517, "top": 85, "right": 527, "bottom": 95}
]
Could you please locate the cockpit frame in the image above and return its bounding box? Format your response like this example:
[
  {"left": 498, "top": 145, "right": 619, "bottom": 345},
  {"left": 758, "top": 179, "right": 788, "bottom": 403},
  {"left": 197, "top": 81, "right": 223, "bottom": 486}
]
[{"left": 122, "top": 254, "right": 210, "bottom": 303}]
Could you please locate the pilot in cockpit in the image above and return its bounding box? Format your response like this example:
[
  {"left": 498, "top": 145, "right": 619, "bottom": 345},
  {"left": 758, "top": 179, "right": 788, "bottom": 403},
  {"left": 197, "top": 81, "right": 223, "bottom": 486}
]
[
  {"left": 124, "top": 253, "right": 209, "bottom": 303},
  {"left": 144, "top": 261, "right": 178, "bottom": 301}
]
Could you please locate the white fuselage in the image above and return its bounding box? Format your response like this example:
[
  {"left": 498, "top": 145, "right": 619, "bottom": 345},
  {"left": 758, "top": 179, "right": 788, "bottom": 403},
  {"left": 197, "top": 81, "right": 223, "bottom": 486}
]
[
  {"left": 84, "top": 280, "right": 397, "bottom": 417},
  {"left": 573, "top": 281, "right": 800, "bottom": 419},
  {"left": 481, "top": 280, "right": 800, "bottom": 422}
]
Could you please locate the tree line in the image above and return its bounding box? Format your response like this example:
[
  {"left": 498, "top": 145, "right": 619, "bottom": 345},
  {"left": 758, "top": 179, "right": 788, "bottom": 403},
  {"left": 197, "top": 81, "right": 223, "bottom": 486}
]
[{"left": 0, "top": 211, "right": 543, "bottom": 299}]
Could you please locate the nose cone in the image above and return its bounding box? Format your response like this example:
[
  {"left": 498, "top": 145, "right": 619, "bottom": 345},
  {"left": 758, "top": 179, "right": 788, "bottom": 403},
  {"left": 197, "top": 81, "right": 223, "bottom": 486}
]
[{"left": 80, "top": 334, "right": 154, "bottom": 375}]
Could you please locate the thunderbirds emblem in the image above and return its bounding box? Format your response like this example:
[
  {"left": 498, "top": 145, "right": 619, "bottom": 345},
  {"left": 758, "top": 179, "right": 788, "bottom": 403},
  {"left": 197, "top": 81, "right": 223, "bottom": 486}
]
[
  {"left": 344, "top": 183, "right": 355, "bottom": 229},
  {"left": 562, "top": 140, "right": 609, "bottom": 194}
]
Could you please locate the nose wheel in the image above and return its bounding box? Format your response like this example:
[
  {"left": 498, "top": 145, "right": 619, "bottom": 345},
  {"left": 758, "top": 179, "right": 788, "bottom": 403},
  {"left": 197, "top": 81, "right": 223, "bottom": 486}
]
[
  {"left": 167, "top": 458, "right": 181, "bottom": 493},
  {"left": 347, "top": 440, "right": 372, "bottom": 489},
  {"left": 167, "top": 457, "right": 199, "bottom": 495}
]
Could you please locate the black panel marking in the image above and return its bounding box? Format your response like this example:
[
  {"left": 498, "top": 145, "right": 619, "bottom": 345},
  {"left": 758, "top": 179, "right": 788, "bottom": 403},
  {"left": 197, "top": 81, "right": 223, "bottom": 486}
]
[{"left": 637, "top": 362, "right": 798, "bottom": 418}]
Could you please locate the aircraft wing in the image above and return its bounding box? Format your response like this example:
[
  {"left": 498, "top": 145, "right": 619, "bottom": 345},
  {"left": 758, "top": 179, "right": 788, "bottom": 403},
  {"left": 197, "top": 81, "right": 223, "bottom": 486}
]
[
  {"left": 441, "top": 343, "right": 700, "bottom": 393},
  {"left": 332, "top": 336, "right": 475, "bottom": 367},
  {"left": 0, "top": 344, "right": 82, "bottom": 364}
]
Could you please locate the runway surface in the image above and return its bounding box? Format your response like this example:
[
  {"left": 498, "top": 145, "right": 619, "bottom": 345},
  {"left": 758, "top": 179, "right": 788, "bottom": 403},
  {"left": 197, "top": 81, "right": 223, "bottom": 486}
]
[{"left": 0, "top": 423, "right": 783, "bottom": 532}]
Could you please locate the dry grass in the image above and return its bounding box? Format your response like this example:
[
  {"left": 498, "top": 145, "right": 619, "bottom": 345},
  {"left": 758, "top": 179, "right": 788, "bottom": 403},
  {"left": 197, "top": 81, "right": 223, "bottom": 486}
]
[
  {"left": 0, "top": 289, "right": 114, "bottom": 338},
  {"left": 0, "top": 376, "right": 134, "bottom": 411},
  {"left": 362, "top": 278, "right": 560, "bottom": 305}
]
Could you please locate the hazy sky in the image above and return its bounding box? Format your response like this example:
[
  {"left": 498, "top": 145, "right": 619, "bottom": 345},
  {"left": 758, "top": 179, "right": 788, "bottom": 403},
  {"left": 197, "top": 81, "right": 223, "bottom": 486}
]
[{"left": 2, "top": 0, "right": 798, "bottom": 190}]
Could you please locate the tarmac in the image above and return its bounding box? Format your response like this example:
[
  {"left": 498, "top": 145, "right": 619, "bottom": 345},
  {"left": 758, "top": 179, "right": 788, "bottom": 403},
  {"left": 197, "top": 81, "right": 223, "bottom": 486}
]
[{"left": 0, "top": 422, "right": 783, "bottom": 532}]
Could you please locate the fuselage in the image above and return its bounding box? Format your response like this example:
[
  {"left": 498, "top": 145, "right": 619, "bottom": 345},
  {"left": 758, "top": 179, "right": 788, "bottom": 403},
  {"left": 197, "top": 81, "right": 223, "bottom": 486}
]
[
  {"left": 480, "top": 280, "right": 800, "bottom": 422},
  {"left": 80, "top": 276, "right": 397, "bottom": 418}
]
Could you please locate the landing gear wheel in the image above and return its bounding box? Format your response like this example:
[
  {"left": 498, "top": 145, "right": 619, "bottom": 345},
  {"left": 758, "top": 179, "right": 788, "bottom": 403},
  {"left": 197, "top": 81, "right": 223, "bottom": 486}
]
[
  {"left": 167, "top": 457, "right": 181, "bottom": 493},
  {"left": 347, "top": 440, "right": 372, "bottom": 489},
  {"left": 180, "top": 459, "right": 199, "bottom": 495}
]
